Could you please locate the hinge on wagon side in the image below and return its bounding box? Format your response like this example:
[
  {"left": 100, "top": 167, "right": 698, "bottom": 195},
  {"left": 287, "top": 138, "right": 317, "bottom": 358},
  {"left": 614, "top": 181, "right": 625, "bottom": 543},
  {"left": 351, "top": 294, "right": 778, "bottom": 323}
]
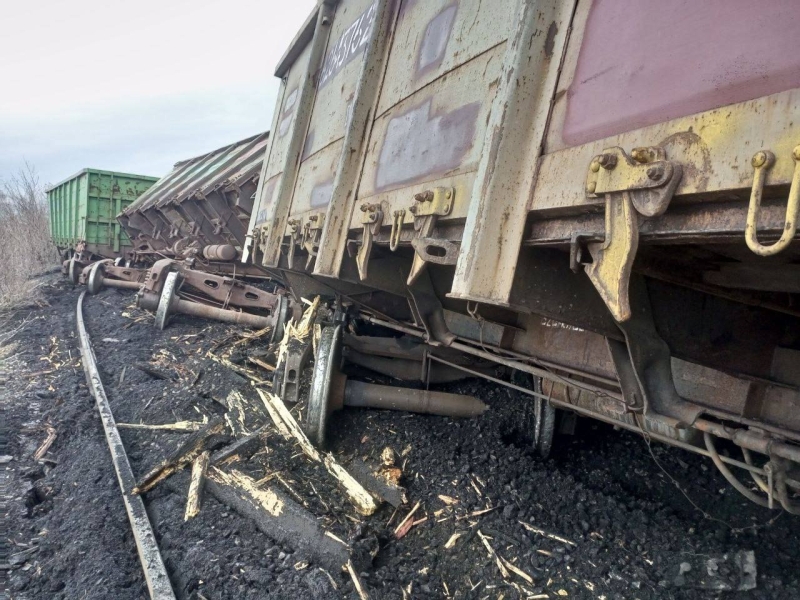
[
  {"left": 579, "top": 146, "right": 682, "bottom": 322},
  {"left": 356, "top": 202, "right": 383, "bottom": 280},
  {"left": 301, "top": 212, "right": 325, "bottom": 269},
  {"left": 285, "top": 218, "right": 301, "bottom": 269},
  {"left": 406, "top": 187, "right": 457, "bottom": 285},
  {"left": 254, "top": 223, "right": 271, "bottom": 266}
]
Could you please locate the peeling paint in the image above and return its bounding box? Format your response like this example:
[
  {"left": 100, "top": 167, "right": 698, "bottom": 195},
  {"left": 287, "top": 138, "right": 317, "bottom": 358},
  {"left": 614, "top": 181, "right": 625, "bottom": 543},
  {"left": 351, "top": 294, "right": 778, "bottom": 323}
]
[
  {"left": 416, "top": 4, "right": 458, "bottom": 79},
  {"left": 375, "top": 99, "right": 481, "bottom": 190},
  {"left": 310, "top": 179, "right": 335, "bottom": 208}
]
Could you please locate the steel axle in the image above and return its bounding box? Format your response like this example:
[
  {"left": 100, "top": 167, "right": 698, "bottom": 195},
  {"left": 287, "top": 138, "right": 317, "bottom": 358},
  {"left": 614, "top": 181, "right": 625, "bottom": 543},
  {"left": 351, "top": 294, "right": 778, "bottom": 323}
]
[
  {"left": 153, "top": 271, "right": 275, "bottom": 330},
  {"left": 306, "top": 325, "right": 487, "bottom": 447}
]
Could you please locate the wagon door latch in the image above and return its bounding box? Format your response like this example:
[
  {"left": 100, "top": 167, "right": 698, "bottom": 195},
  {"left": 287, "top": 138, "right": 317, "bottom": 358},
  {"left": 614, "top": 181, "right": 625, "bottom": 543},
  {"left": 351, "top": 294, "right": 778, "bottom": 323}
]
[
  {"left": 356, "top": 203, "right": 383, "bottom": 280},
  {"left": 581, "top": 146, "right": 682, "bottom": 322},
  {"left": 406, "top": 187, "right": 457, "bottom": 285},
  {"left": 301, "top": 212, "right": 325, "bottom": 269},
  {"left": 285, "top": 218, "right": 301, "bottom": 269}
]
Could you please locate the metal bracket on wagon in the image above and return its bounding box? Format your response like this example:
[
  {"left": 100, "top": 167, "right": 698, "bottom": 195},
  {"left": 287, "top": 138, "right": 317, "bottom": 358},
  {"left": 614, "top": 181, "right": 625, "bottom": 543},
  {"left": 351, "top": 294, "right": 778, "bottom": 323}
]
[
  {"left": 406, "top": 187, "right": 455, "bottom": 285},
  {"left": 356, "top": 203, "right": 383, "bottom": 281},
  {"left": 745, "top": 145, "right": 800, "bottom": 257},
  {"left": 301, "top": 212, "right": 326, "bottom": 269},
  {"left": 255, "top": 223, "right": 271, "bottom": 266},
  {"left": 285, "top": 219, "right": 301, "bottom": 269},
  {"left": 582, "top": 146, "right": 682, "bottom": 322}
]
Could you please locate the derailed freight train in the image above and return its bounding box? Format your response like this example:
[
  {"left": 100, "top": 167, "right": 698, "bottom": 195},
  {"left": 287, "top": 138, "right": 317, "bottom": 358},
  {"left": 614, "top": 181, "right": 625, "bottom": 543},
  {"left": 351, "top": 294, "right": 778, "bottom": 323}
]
[{"left": 235, "top": 0, "right": 800, "bottom": 512}]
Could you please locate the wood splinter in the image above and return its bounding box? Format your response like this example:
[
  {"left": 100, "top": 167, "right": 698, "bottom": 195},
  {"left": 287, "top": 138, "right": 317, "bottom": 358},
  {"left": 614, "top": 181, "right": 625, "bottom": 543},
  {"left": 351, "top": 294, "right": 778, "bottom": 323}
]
[
  {"left": 118, "top": 421, "right": 206, "bottom": 432},
  {"left": 257, "top": 389, "right": 378, "bottom": 516},
  {"left": 133, "top": 416, "right": 228, "bottom": 495},
  {"left": 346, "top": 560, "right": 369, "bottom": 600},
  {"left": 184, "top": 450, "right": 210, "bottom": 520},
  {"left": 33, "top": 426, "right": 57, "bottom": 460}
]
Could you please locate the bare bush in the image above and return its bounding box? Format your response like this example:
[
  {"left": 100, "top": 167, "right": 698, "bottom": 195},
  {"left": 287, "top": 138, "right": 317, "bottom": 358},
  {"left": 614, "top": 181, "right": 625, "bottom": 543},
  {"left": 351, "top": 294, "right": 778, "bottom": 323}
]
[{"left": 0, "top": 164, "right": 60, "bottom": 309}]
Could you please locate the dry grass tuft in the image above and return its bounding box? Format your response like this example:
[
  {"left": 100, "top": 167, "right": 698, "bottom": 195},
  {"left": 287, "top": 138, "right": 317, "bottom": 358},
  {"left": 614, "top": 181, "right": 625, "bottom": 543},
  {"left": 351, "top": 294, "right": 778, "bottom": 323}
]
[{"left": 0, "top": 165, "right": 60, "bottom": 310}]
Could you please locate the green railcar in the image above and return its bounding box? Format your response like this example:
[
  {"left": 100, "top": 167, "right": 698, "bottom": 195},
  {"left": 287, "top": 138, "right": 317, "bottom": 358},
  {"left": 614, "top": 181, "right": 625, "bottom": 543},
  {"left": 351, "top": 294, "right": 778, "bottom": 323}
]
[{"left": 47, "top": 169, "right": 158, "bottom": 258}]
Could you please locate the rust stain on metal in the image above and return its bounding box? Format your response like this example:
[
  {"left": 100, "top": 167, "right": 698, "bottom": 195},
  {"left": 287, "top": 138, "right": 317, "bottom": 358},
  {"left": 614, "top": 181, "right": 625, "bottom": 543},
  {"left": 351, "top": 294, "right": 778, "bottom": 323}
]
[
  {"left": 375, "top": 99, "right": 481, "bottom": 191},
  {"left": 658, "top": 130, "right": 712, "bottom": 192},
  {"left": 544, "top": 21, "right": 558, "bottom": 58}
]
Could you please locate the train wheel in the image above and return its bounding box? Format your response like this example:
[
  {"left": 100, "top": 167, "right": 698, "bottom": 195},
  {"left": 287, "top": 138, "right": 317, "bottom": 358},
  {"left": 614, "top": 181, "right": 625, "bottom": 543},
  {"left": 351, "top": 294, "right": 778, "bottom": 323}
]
[
  {"left": 68, "top": 258, "right": 81, "bottom": 285},
  {"left": 531, "top": 376, "right": 556, "bottom": 458},
  {"left": 86, "top": 262, "right": 105, "bottom": 295},
  {"left": 306, "top": 325, "right": 344, "bottom": 448},
  {"left": 155, "top": 271, "right": 180, "bottom": 330},
  {"left": 512, "top": 372, "right": 556, "bottom": 458}
]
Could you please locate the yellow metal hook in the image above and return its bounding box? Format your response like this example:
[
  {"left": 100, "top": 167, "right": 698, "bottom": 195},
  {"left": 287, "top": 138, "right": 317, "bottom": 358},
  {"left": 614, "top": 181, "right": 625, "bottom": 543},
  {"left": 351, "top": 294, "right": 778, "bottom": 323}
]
[{"left": 745, "top": 146, "right": 800, "bottom": 256}]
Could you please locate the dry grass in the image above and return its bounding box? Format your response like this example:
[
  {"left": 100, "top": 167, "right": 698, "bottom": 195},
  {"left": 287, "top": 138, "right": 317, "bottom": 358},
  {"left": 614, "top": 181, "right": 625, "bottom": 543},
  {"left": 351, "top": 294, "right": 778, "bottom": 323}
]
[{"left": 0, "top": 165, "right": 60, "bottom": 310}]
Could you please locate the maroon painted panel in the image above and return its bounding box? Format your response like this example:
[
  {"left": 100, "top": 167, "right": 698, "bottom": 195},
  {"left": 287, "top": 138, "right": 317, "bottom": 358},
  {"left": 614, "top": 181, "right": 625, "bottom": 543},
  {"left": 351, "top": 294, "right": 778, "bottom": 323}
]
[{"left": 562, "top": 0, "right": 800, "bottom": 147}]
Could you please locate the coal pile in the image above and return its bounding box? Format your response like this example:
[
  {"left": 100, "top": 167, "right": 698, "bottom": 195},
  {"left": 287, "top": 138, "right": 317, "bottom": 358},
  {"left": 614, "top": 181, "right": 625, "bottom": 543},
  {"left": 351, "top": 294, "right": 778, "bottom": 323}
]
[{"left": 4, "top": 277, "right": 800, "bottom": 599}]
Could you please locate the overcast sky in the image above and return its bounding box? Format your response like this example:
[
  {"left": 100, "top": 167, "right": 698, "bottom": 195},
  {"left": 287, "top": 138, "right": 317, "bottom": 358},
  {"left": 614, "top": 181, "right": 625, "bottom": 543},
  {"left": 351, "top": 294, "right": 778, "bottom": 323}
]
[{"left": 0, "top": 0, "right": 316, "bottom": 187}]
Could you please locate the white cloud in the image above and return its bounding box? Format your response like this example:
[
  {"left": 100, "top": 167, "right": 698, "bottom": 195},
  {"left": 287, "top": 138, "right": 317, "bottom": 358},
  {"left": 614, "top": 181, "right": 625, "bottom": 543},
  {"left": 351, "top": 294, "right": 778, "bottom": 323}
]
[{"left": 0, "top": 0, "right": 316, "bottom": 184}]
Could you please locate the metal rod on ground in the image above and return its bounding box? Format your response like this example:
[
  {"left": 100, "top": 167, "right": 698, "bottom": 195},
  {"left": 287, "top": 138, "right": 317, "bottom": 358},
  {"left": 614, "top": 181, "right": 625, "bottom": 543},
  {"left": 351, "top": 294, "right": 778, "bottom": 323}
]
[{"left": 76, "top": 292, "right": 176, "bottom": 600}]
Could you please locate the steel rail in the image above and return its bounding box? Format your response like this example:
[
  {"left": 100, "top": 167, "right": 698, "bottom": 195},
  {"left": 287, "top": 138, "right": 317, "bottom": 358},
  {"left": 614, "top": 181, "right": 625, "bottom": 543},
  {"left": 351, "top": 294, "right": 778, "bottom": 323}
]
[{"left": 76, "top": 292, "right": 176, "bottom": 600}]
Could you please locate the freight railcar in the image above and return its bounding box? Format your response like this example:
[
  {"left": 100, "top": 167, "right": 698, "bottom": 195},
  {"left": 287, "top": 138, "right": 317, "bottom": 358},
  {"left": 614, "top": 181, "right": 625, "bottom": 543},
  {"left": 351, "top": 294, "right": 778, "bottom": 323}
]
[
  {"left": 241, "top": 0, "right": 800, "bottom": 511},
  {"left": 117, "top": 132, "right": 269, "bottom": 277},
  {"left": 47, "top": 169, "right": 158, "bottom": 279}
]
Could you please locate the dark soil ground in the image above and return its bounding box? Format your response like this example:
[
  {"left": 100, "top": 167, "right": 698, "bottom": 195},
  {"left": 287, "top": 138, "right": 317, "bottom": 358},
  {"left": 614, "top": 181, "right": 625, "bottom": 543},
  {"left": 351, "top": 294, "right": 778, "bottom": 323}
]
[{"left": 4, "top": 276, "right": 800, "bottom": 599}]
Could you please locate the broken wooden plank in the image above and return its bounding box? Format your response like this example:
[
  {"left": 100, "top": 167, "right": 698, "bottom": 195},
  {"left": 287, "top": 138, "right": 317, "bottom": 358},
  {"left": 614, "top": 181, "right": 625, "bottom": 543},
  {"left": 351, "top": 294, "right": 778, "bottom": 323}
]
[
  {"left": 256, "top": 389, "right": 292, "bottom": 439},
  {"left": 205, "top": 467, "right": 351, "bottom": 572},
  {"left": 260, "top": 390, "right": 378, "bottom": 516},
  {"left": 211, "top": 426, "right": 268, "bottom": 465},
  {"left": 33, "top": 425, "right": 57, "bottom": 460},
  {"left": 248, "top": 356, "right": 276, "bottom": 372},
  {"left": 118, "top": 421, "right": 206, "bottom": 432},
  {"left": 276, "top": 296, "right": 319, "bottom": 369},
  {"left": 76, "top": 292, "right": 176, "bottom": 600},
  {"left": 184, "top": 451, "right": 210, "bottom": 521},
  {"left": 347, "top": 458, "right": 406, "bottom": 508},
  {"left": 133, "top": 416, "right": 228, "bottom": 495},
  {"left": 222, "top": 390, "right": 268, "bottom": 437}
]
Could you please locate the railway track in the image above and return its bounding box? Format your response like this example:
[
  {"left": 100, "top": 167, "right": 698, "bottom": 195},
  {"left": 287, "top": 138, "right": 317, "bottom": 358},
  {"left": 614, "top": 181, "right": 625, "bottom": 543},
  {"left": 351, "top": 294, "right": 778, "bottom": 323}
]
[{"left": 5, "top": 279, "right": 800, "bottom": 598}]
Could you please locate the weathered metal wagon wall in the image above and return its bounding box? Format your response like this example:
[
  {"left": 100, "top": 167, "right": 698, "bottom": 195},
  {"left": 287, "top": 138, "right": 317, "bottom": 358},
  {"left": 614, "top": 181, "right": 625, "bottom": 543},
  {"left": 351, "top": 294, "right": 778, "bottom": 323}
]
[
  {"left": 242, "top": 0, "right": 800, "bottom": 504},
  {"left": 119, "top": 133, "right": 269, "bottom": 264},
  {"left": 47, "top": 169, "right": 158, "bottom": 258}
]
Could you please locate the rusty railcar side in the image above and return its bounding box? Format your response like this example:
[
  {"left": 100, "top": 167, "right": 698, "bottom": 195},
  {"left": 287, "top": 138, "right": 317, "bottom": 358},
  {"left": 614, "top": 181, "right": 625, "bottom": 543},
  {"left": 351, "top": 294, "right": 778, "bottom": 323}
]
[
  {"left": 118, "top": 133, "right": 269, "bottom": 269},
  {"left": 244, "top": 0, "right": 800, "bottom": 511}
]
